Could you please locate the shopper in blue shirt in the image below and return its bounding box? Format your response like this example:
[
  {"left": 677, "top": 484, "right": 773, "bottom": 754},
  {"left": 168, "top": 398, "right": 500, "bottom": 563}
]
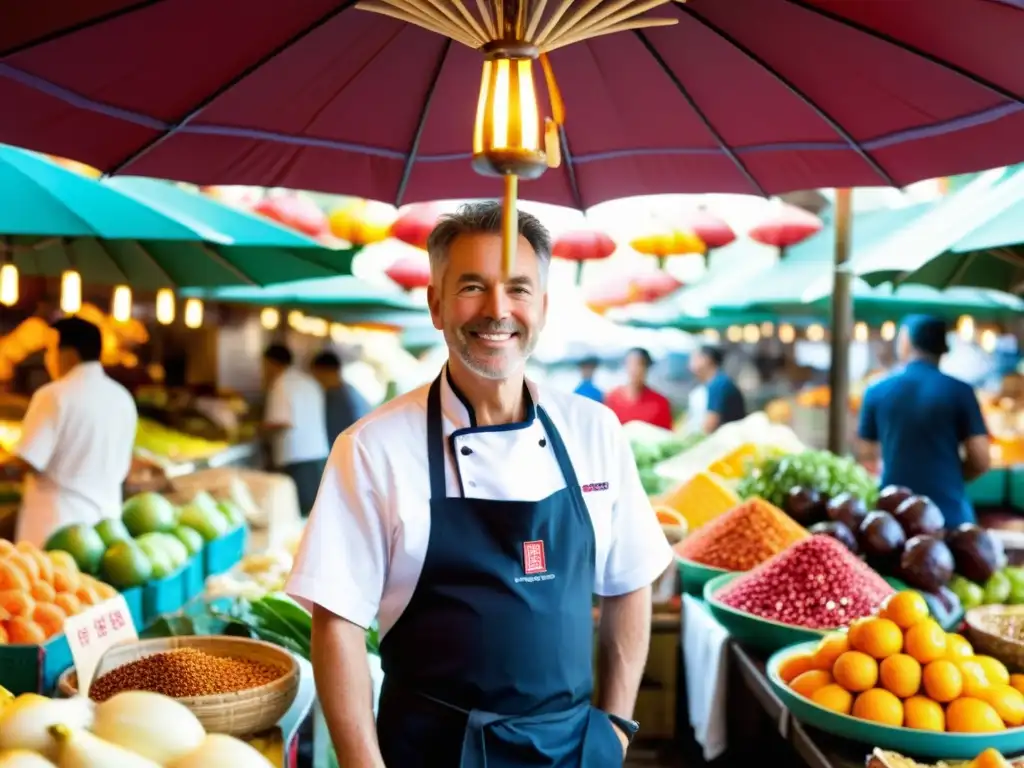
[
  {"left": 573, "top": 356, "right": 603, "bottom": 403},
  {"left": 689, "top": 345, "right": 746, "bottom": 433},
  {"left": 858, "top": 315, "right": 991, "bottom": 528}
]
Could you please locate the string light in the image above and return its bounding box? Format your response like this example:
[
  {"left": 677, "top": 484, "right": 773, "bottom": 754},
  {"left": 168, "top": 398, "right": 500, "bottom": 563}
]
[
  {"left": 183, "top": 298, "right": 203, "bottom": 329},
  {"left": 260, "top": 307, "right": 280, "bottom": 330},
  {"left": 111, "top": 285, "right": 132, "bottom": 322},
  {"left": 155, "top": 289, "right": 175, "bottom": 325},
  {"left": 60, "top": 271, "right": 82, "bottom": 314}
]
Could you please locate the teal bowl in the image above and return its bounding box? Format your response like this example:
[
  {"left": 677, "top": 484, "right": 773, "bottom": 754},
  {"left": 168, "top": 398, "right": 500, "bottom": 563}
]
[
  {"left": 703, "top": 572, "right": 837, "bottom": 653},
  {"left": 677, "top": 557, "right": 731, "bottom": 597},
  {"left": 768, "top": 641, "right": 1024, "bottom": 760}
]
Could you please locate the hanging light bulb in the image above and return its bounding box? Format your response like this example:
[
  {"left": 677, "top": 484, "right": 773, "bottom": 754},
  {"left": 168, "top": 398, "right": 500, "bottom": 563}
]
[
  {"left": 957, "top": 315, "right": 975, "bottom": 342},
  {"left": 60, "top": 270, "right": 82, "bottom": 314},
  {"left": 155, "top": 289, "right": 175, "bottom": 325},
  {"left": 473, "top": 44, "right": 556, "bottom": 277},
  {"left": 806, "top": 324, "right": 825, "bottom": 342},
  {"left": 726, "top": 325, "right": 743, "bottom": 343},
  {"left": 287, "top": 310, "right": 304, "bottom": 330},
  {"left": 760, "top": 321, "right": 774, "bottom": 337},
  {"left": 0, "top": 263, "right": 18, "bottom": 307},
  {"left": 742, "top": 324, "right": 760, "bottom": 344},
  {"left": 980, "top": 329, "right": 998, "bottom": 353},
  {"left": 880, "top": 321, "right": 896, "bottom": 341},
  {"left": 111, "top": 285, "right": 132, "bottom": 322},
  {"left": 703, "top": 329, "right": 720, "bottom": 343},
  {"left": 260, "top": 307, "right": 280, "bottom": 330},
  {"left": 330, "top": 323, "right": 346, "bottom": 342},
  {"left": 854, "top": 322, "right": 869, "bottom": 342},
  {"left": 309, "top": 318, "right": 330, "bottom": 338},
  {"left": 183, "top": 298, "right": 203, "bottom": 329}
]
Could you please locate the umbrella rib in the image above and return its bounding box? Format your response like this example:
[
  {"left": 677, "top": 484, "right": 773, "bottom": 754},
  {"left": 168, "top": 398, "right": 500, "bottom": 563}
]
[
  {"left": 93, "top": 238, "right": 132, "bottom": 284},
  {"left": 132, "top": 241, "right": 177, "bottom": 287},
  {"left": 673, "top": 4, "right": 898, "bottom": 189},
  {"left": 633, "top": 30, "right": 768, "bottom": 198},
  {"left": 103, "top": 0, "right": 362, "bottom": 178},
  {"left": 395, "top": 38, "right": 452, "bottom": 208},
  {"left": 558, "top": 124, "right": 585, "bottom": 210},
  {"left": 0, "top": 0, "right": 167, "bottom": 58},
  {"left": 781, "top": 0, "right": 1024, "bottom": 107},
  {"left": 199, "top": 244, "right": 260, "bottom": 287}
]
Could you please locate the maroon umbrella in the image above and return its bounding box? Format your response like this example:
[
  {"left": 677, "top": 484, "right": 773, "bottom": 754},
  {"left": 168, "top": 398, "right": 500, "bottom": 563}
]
[{"left": 0, "top": 1, "right": 1021, "bottom": 210}]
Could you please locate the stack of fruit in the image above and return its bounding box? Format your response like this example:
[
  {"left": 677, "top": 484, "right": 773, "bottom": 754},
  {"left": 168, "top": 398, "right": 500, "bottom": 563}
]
[
  {"left": 737, "top": 449, "right": 879, "bottom": 512},
  {"left": 44, "top": 490, "right": 245, "bottom": 590},
  {"left": 781, "top": 590, "right": 1024, "bottom": 733},
  {"left": 0, "top": 685, "right": 277, "bottom": 766},
  {"left": 0, "top": 541, "right": 115, "bottom": 645},
  {"left": 133, "top": 418, "right": 230, "bottom": 466}
]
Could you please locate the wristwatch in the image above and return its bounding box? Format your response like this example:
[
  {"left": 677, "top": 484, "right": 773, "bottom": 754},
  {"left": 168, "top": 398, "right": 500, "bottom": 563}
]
[{"left": 607, "top": 713, "right": 640, "bottom": 744}]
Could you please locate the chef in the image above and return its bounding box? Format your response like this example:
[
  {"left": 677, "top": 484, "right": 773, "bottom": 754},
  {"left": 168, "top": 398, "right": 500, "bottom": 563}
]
[
  {"left": 13, "top": 317, "right": 138, "bottom": 547},
  {"left": 287, "top": 201, "right": 673, "bottom": 768},
  {"left": 858, "top": 314, "right": 990, "bottom": 527}
]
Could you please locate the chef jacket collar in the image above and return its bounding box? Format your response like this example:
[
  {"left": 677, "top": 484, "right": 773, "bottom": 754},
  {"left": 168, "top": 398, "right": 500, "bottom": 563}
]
[{"left": 442, "top": 363, "right": 539, "bottom": 432}]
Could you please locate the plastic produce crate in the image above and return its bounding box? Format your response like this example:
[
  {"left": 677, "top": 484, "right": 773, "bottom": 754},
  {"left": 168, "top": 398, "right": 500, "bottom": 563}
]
[
  {"left": 0, "top": 631, "right": 73, "bottom": 696},
  {"left": 121, "top": 585, "right": 145, "bottom": 629},
  {"left": 142, "top": 566, "right": 187, "bottom": 622},
  {"left": 204, "top": 525, "right": 248, "bottom": 577},
  {"left": 182, "top": 555, "right": 205, "bottom": 600},
  {"left": 968, "top": 468, "right": 1009, "bottom": 508},
  {"left": 1009, "top": 466, "right": 1024, "bottom": 511}
]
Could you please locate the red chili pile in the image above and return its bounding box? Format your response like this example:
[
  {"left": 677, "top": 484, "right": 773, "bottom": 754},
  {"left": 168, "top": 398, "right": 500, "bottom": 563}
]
[
  {"left": 715, "top": 535, "right": 895, "bottom": 629},
  {"left": 675, "top": 497, "right": 808, "bottom": 571}
]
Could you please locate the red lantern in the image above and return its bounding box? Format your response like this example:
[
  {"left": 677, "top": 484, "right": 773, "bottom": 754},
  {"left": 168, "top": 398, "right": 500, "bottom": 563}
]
[
  {"left": 385, "top": 254, "right": 432, "bottom": 291},
  {"left": 749, "top": 204, "right": 823, "bottom": 249},
  {"left": 253, "top": 193, "right": 330, "bottom": 239},
  {"left": 629, "top": 271, "right": 682, "bottom": 303},
  {"left": 680, "top": 208, "right": 735, "bottom": 250},
  {"left": 390, "top": 203, "right": 450, "bottom": 251},
  {"left": 553, "top": 228, "right": 616, "bottom": 283}
]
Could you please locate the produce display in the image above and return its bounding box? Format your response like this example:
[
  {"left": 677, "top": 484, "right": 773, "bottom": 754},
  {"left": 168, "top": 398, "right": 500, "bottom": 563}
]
[
  {"left": 0, "top": 540, "right": 116, "bottom": 645},
  {"left": 868, "top": 747, "right": 1021, "bottom": 768},
  {"left": 89, "top": 647, "right": 285, "bottom": 701},
  {"left": 674, "top": 498, "right": 809, "bottom": 571},
  {"left": 738, "top": 449, "right": 880, "bottom": 511},
  {"left": 653, "top": 470, "right": 738, "bottom": 532},
  {"left": 45, "top": 490, "right": 245, "bottom": 589},
  {"left": 780, "top": 590, "right": 1024, "bottom": 734},
  {"left": 717, "top": 536, "right": 896, "bottom": 630},
  {"left": 134, "top": 418, "right": 230, "bottom": 464},
  {"left": 630, "top": 430, "right": 704, "bottom": 496},
  {"left": 0, "top": 685, "right": 275, "bottom": 766},
  {"left": 205, "top": 550, "right": 296, "bottom": 601}
]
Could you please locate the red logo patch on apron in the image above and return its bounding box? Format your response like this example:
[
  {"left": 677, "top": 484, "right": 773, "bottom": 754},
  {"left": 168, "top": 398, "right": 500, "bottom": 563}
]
[{"left": 522, "top": 540, "right": 547, "bottom": 575}]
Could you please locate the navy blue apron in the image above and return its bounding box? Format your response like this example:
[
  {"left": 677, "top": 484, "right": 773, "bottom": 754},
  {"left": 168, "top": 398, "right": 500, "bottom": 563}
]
[{"left": 376, "top": 374, "right": 624, "bottom": 767}]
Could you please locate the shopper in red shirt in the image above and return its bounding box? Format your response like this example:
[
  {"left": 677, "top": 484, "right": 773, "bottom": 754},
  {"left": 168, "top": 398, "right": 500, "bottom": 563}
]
[{"left": 604, "top": 347, "right": 674, "bottom": 430}]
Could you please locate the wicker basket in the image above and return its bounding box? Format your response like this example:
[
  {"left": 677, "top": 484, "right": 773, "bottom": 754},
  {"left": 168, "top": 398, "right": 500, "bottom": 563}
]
[
  {"left": 57, "top": 635, "right": 300, "bottom": 737},
  {"left": 964, "top": 604, "right": 1024, "bottom": 672}
]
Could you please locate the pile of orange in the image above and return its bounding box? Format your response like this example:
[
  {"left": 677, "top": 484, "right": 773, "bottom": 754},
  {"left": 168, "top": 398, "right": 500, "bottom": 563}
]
[
  {"left": 0, "top": 539, "right": 116, "bottom": 645},
  {"left": 781, "top": 590, "right": 1024, "bottom": 733}
]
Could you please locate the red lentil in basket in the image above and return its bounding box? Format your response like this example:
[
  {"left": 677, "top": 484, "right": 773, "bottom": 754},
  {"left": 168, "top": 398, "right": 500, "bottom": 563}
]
[
  {"left": 715, "top": 535, "right": 894, "bottom": 629},
  {"left": 89, "top": 647, "right": 285, "bottom": 701},
  {"left": 676, "top": 497, "right": 808, "bottom": 571}
]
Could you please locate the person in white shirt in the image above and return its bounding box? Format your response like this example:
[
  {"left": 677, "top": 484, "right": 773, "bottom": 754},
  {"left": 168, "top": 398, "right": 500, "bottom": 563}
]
[
  {"left": 14, "top": 317, "right": 138, "bottom": 547},
  {"left": 287, "top": 201, "right": 672, "bottom": 768},
  {"left": 262, "top": 344, "right": 329, "bottom": 516}
]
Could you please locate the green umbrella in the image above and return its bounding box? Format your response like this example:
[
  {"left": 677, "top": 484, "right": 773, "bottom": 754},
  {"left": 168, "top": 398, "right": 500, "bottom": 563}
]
[
  {"left": 184, "top": 276, "right": 425, "bottom": 313},
  {"left": 843, "top": 164, "right": 1024, "bottom": 292},
  {"left": 0, "top": 144, "right": 359, "bottom": 289}
]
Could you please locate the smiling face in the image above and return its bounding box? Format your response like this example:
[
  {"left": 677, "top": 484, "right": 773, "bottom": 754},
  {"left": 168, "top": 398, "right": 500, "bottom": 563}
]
[{"left": 428, "top": 231, "right": 548, "bottom": 381}]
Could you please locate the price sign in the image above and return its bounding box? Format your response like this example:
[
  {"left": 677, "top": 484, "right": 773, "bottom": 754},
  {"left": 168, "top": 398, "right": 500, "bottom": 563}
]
[{"left": 64, "top": 594, "right": 138, "bottom": 696}]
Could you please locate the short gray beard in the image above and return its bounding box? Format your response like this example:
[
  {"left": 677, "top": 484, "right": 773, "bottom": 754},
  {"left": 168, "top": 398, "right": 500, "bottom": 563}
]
[{"left": 445, "top": 320, "right": 539, "bottom": 381}]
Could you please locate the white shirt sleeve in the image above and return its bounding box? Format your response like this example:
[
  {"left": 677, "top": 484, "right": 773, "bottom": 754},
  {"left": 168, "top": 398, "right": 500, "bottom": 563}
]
[
  {"left": 264, "top": 377, "right": 292, "bottom": 427},
  {"left": 595, "top": 423, "right": 674, "bottom": 597},
  {"left": 285, "top": 433, "right": 391, "bottom": 629},
  {"left": 16, "top": 387, "right": 59, "bottom": 472}
]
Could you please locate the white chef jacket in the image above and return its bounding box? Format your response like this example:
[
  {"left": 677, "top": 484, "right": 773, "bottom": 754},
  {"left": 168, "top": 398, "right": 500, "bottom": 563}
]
[
  {"left": 265, "top": 367, "right": 330, "bottom": 467},
  {"left": 286, "top": 367, "right": 674, "bottom": 636},
  {"left": 15, "top": 362, "right": 138, "bottom": 547}
]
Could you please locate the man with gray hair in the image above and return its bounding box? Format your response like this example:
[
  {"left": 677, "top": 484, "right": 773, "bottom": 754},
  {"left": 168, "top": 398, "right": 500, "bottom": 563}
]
[{"left": 288, "top": 200, "right": 671, "bottom": 767}]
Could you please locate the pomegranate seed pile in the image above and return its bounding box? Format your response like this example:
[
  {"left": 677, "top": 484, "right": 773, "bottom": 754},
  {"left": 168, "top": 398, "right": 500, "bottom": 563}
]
[
  {"left": 675, "top": 497, "right": 808, "bottom": 571},
  {"left": 716, "top": 535, "right": 895, "bottom": 629}
]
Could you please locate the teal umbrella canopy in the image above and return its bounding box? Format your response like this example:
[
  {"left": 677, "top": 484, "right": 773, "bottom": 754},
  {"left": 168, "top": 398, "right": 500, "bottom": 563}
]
[
  {"left": 0, "top": 145, "right": 359, "bottom": 289},
  {"left": 183, "top": 276, "right": 426, "bottom": 314}
]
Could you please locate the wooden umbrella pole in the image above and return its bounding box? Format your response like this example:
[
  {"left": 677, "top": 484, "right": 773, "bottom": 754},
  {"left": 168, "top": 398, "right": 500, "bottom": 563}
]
[{"left": 502, "top": 173, "right": 518, "bottom": 279}]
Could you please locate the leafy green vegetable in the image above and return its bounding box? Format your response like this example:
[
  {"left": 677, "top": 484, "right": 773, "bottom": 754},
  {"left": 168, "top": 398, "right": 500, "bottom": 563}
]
[
  {"left": 630, "top": 432, "right": 705, "bottom": 497},
  {"left": 737, "top": 449, "right": 878, "bottom": 509}
]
